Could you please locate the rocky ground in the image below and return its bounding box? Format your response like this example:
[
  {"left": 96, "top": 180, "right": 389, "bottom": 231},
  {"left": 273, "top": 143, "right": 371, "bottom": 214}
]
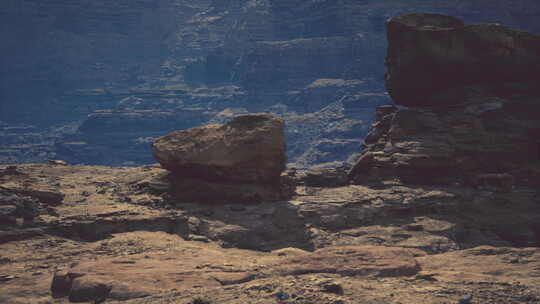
[{"left": 1, "top": 163, "right": 539, "bottom": 304}]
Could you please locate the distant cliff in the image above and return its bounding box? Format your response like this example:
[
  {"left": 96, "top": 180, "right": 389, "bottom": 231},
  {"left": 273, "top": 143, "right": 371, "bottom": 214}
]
[{"left": 2, "top": 1, "right": 540, "bottom": 167}]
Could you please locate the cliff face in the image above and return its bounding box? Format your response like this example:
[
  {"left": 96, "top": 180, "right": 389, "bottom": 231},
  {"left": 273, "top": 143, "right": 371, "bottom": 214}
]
[
  {"left": 3, "top": 1, "right": 540, "bottom": 167},
  {"left": 349, "top": 14, "right": 540, "bottom": 187}
]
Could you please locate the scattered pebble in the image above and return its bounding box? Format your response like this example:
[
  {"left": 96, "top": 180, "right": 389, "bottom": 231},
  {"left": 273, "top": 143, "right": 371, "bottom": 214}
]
[
  {"left": 0, "top": 274, "right": 15, "bottom": 282},
  {"left": 321, "top": 282, "right": 344, "bottom": 295},
  {"left": 276, "top": 291, "right": 290, "bottom": 300},
  {"left": 459, "top": 294, "right": 473, "bottom": 304}
]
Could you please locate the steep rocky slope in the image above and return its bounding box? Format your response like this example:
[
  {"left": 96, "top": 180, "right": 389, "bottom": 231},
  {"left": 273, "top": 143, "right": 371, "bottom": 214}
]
[{"left": 3, "top": 1, "right": 540, "bottom": 167}]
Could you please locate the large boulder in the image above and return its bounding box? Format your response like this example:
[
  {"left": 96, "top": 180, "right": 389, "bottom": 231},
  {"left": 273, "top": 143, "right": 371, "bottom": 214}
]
[
  {"left": 152, "top": 114, "right": 290, "bottom": 202},
  {"left": 385, "top": 13, "right": 540, "bottom": 107},
  {"left": 153, "top": 113, "right": 286, "bottom": 183}
]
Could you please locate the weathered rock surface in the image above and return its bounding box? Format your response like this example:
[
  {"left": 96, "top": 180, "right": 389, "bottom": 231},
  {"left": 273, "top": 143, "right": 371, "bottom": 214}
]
[
  {"left": 68, "top": 276, "right": 113, "bottom": 303},
  {"left": 152, "top": 114, "right": 289, "bottom": 202},
  {"left": 153, "top": 114, "right": 286, "bottom": 184},
  {"left": 385, "top": 13, "right": 540, "bottom": 107},
  {"left": 0, "top": 163, "right": 538, "bottom": 303},
  {"left": 350, "top": 14, "right": 540, "bottom": 187}
]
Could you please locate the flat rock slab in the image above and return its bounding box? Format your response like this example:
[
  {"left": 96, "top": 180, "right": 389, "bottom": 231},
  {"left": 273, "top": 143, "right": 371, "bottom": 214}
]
[
  {"left": 0, "top": 184, "right": 64, "bottom": 205},
  {"left": 271, "top": 245, "right": 421, "bottom": 277}
]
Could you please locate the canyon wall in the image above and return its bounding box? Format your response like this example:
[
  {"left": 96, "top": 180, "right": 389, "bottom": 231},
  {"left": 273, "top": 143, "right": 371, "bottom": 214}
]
[{"left": 2, "top": 0, "right": 540, "bottom": 166}]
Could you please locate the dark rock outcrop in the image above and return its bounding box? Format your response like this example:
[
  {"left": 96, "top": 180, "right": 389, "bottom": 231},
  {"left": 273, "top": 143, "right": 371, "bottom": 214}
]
[
  {"left": 385, "top": 13, "right": 540, "bottom": 107},
  {"left": 349, "top": 14, "right": 540, "bottom": 187},
  {"left": 152, "top": 114, "right": 290, "bottom": 201},
  {"left": 0, "top": 162, "right": 539, "bottom": 302}
]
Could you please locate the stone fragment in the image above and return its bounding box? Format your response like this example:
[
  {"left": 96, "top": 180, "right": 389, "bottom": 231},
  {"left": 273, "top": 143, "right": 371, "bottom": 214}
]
[
  {"left": 458, "top": 294, "right": 473, "bottom": 304},
  {"left": 68, "top": 276, "right": 112, "bottom": 303},
  {"left": 320, "top": 281, "right": 344, "bottom": 295}
]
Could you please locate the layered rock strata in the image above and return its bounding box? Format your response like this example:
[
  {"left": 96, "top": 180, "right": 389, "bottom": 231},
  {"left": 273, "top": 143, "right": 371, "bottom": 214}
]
[
  {"left": 349, "top": 14, "right": 540, "bottom": 187},
  {"left": 8, "top": 1, "right": 540, "bottom": 167}
]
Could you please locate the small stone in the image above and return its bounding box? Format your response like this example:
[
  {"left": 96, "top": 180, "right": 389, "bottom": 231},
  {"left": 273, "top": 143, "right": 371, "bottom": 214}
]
[
  {"left": 48, "top": 160, "right": 67, "bottom": 166},
  {"left": 189, "top": 235, "right": 209, "bottom": 243},
  {"left": 0, "top": 274, "right": 15, "bottom": 282},
  {"left": 152, "top": 114, "right": 289, "bottom": 202},
  {"left": 458, "top": 294, "right": 473, "bottom": 304},
  {"left": 276, "top": 291, "right": 290, "bottom": 300},
  {"left": 321, "top": 282, "right": 344, "bottom": 295}
]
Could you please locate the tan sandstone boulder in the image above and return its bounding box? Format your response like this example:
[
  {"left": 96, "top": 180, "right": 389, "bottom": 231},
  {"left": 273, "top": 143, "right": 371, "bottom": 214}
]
[{"left": 152, "top": 114, "right": 290, "bottom": 202}]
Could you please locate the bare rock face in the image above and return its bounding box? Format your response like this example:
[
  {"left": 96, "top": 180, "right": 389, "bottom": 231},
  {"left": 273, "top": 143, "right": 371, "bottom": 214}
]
[
  {"left": 350, "top": 14, "right": 540, "bottom": 187},
  {"left": 385, "top": 13, "right": 540, "bottom": 107},
  {"left": 152, "top": 114, "right": 289, "bottom": 201}
]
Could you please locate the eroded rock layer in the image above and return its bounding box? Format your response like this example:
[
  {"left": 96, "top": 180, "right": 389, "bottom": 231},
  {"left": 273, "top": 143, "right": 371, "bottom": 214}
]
[{"left": 4, "top": 1, "right": 540, "bottom": 167}]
